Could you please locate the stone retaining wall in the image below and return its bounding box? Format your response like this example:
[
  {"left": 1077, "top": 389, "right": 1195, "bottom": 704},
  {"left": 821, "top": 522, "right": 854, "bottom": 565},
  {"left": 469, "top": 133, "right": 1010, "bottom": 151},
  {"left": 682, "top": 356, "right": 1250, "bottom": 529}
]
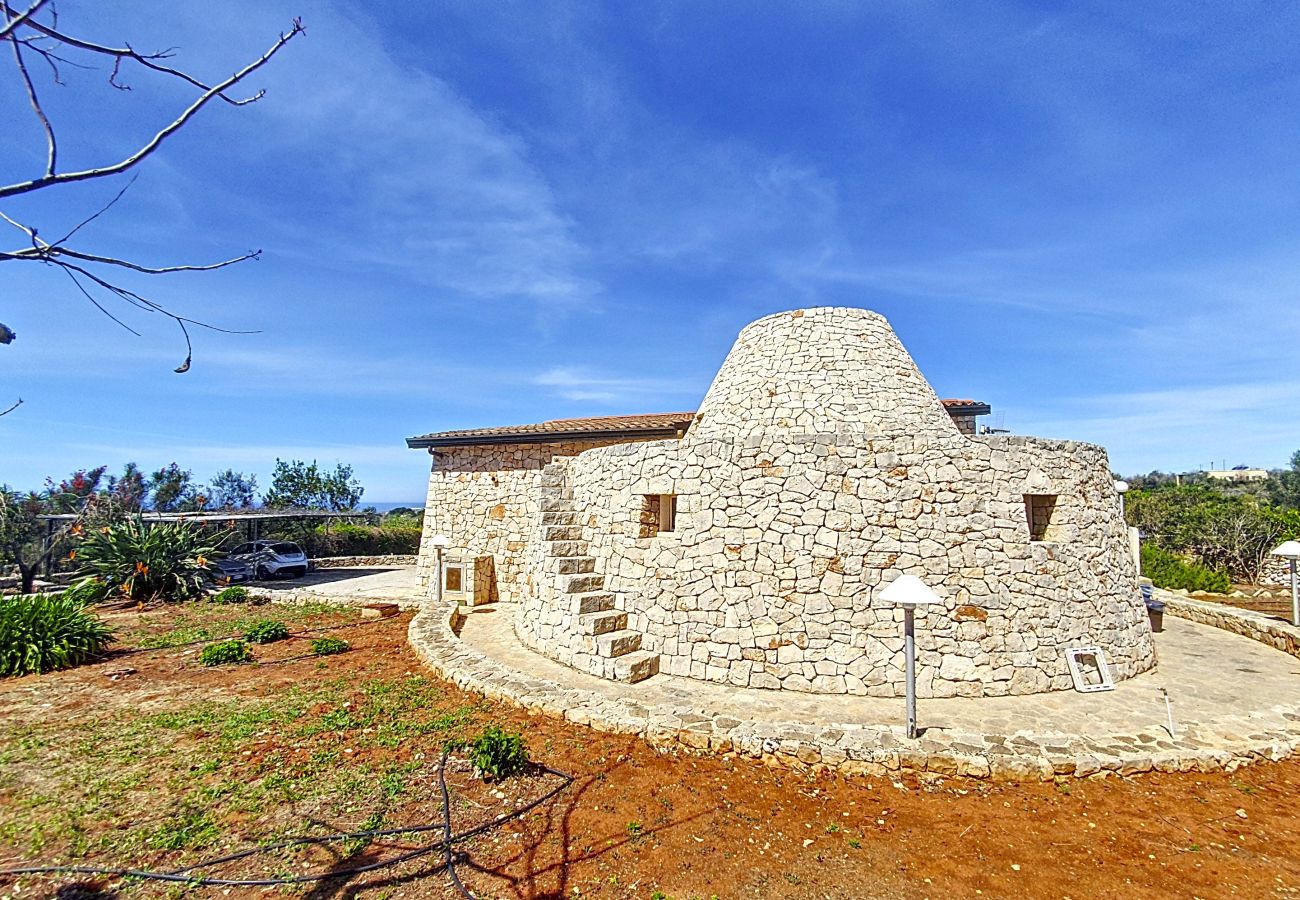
[
  {"left": 313, "top": 555, "right": 417, "bottom": 568},
  {"left": 1162, "top": 592, "right": 1300, "bottom": 659}
]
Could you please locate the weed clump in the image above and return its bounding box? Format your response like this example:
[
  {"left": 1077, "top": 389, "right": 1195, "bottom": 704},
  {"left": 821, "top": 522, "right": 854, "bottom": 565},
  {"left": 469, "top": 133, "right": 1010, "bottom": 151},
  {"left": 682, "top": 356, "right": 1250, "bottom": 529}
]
[
  {"left": 310, "top": 636, "right": 349, "bottom": 656},
  {"left": 466, "top": 725, "right": 528, "bottom": 781},
  {"left": 212, "top": 585, "right": 250, "bottom": 604},
  {"left": 199, "top": 639, "right": 252, "bottom": 666},
  {"left": 243, "top": 620, "right": 289, "bottom": 644}
]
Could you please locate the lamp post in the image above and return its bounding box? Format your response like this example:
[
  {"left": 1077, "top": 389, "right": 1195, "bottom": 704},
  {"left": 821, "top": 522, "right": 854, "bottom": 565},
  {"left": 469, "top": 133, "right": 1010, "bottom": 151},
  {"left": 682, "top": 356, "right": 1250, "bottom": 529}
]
[
  {"left": 429, "top": 535, "right": 450, "bottom": 605},
  {"left": 1114, "top": 480, "right": 1129, "bottom": 519},
  {"left": 1271, "top": 540, "right": 1300, "bottom": 627},
  {"left": 880, "top": 574, "right": 943, "bottom": 739}
]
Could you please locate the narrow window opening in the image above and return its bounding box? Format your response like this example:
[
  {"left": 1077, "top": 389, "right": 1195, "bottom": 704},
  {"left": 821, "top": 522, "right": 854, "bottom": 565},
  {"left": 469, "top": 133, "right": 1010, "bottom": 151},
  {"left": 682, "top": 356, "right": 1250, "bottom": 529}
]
[
  {"left": 639, "top": 494, "right": 677, "bottom": 536},
  {"left": 1024, "top": 494, "right": 1059, "bottom": 542}
]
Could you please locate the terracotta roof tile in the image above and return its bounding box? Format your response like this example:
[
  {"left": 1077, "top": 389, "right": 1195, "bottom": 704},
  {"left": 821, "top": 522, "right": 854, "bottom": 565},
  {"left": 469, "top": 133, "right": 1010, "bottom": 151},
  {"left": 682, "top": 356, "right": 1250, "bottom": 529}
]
[
  {"left": 407, "top": 412, "right": 695, "bottom": 448},
  {"left": 408, "top": 399, "right": 988, "bottom": 449}
]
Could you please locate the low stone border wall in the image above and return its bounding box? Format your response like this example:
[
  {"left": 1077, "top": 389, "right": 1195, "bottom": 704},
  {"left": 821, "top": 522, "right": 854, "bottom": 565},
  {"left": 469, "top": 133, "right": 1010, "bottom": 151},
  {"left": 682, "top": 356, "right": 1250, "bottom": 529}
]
[
  {"left": 408, "top": 602, "right": 1300, "bottom": 780},
  {"left": 311, "top": 555, "right": 417, "bottom": 568},
  {"left": 1161, "top": 592, "right": 1300, "bottom": 659}
]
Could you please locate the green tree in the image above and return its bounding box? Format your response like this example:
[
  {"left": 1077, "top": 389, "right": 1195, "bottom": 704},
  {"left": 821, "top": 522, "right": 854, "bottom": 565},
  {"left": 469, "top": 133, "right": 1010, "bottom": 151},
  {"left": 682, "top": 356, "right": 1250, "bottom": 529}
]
[
  {"left": 148, "top": 463, "right": 204, "bottom": 512},
  {"left": 106, "top": 463, "right": 146, "bottom": 511},
  {"left": 0, "top": 488, "right": 67, "bottom": 593},
  {"left": 208, "top": 469, "right": 258, "bottom": 510},
  {"left": 263, "top": 459, "right": 363, "bottom": 511},
  {"left": 1265, "top": 450, "right": 1300, "bottom": 511},
  {"left": 1127, "top": 484, "right": 1299, "bottom": 582}
]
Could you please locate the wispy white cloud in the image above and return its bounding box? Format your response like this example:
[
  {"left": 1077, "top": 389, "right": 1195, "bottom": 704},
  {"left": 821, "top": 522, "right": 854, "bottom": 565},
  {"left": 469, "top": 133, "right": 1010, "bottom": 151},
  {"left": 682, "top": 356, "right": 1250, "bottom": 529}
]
[
  {"left": 1016, "top": 381, "right": 1300, "bottom": 472},
  {"left": 532, "top": 367, "right": 699, "bottom": 405}
]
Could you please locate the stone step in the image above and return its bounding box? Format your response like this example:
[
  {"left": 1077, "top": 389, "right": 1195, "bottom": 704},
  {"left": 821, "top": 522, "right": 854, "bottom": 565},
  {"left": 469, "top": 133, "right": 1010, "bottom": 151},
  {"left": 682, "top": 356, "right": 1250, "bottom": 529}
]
[
  {"left": 539, "top": 470, "right": 568, "bottom": 489},
  {"left": 544, "top": 525, "right": 584, "bottom": 542},
  {"left": 563, "top": 573, "right": 606, "bottom": 594},
  {"left": 596, "top": 629, "right": 641, "bottom": 658},
  {"left": 541, "top": 510, "right": 582, "bottom": 526},
  {"left": 546, "top": 540, "right": 589, "bottom": 558},
  {"left": 578, "top": 609, "right": 626, "bottom": 635},
  {"left": 572, "top": 591, "right": 615, "bottom": 615},
  {"left": 547, "top": 556, "right": 595, "bottom": 575},
  {"left": 612, "top": 650, "right": 660, "bottom": 683}
]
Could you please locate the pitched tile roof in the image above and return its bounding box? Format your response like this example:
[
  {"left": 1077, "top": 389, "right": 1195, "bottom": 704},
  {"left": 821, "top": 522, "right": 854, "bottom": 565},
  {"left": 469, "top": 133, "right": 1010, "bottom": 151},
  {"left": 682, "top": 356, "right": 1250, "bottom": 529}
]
[
  {"left": 406, "top": 412, "right": 696, "bottom": 448},
  {"left": 408, "top": 400, "right": 988, "bottom": 449}
]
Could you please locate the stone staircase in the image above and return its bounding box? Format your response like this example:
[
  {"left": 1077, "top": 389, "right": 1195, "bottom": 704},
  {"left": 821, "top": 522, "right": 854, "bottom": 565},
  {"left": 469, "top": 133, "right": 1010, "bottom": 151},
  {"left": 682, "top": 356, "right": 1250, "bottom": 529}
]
[{"left": 539, "top": 465, "right": 659, "bottom": 683}]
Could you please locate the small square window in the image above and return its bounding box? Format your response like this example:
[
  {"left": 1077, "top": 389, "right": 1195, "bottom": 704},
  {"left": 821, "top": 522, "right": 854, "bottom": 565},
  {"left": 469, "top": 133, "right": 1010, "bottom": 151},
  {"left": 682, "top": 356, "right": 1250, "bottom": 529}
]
[
  {"left": 445, "top": 564, "right": 464, "bottom": 593},
  {"left": 640, "top": 494, "right": 677, "bottom": 536},
  {"left": 1024, "top": 494, "right": 1059, "bottom": 542}
]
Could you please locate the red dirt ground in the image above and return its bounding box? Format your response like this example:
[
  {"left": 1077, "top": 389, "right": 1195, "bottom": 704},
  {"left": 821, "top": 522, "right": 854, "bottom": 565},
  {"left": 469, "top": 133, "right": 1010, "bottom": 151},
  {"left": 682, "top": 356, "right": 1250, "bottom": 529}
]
[{"left": 3, "top": 604, "right": 1299, "bottom": 899}]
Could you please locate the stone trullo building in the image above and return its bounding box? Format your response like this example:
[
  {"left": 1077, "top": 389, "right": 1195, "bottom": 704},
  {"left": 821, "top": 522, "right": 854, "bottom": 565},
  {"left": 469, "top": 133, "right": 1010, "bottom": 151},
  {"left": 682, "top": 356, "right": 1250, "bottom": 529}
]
[{"left": 408, "top": 307, "right": 1155, "bottom": 698}]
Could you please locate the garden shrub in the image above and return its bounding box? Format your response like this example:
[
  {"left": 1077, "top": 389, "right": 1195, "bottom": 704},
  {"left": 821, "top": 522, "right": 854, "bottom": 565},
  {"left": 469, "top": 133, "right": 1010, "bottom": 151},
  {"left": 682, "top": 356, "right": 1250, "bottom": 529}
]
[
  {"left": 199, "top": 639, "right": 252, "bottom": 666},
  {"left": 61, "top": 577, "right": 110, "bottom": 606},
  {"left": 243, "top": 620, "right": 289, "bottom": 644},
  {"left": 1141, "top": 544, "right": 1231, "bottom": 594},
  {"left": 466, "top": 725, "right": 528, "bottom": 781},
  {"left": 75, "top": 517, "right": 222, "bottom": 602},
  {"left": 212, "top": 585, "right": 250, "bottom": 604},
  {"left": 309, "top": 523, "right": 421, "bottom": 557},
  {"left": 310, "top": 636, "right": 349, "bottom": 656},
  {"left": 0, "top": 592, "right": 114, "bottom": 676}
]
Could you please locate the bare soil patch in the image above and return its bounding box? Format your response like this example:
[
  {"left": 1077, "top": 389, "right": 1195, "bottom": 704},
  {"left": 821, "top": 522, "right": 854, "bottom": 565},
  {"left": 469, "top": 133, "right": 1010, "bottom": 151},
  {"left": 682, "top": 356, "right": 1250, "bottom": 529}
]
[{"left": 2, "top": 601, "right": 1299, "bottom": 899}]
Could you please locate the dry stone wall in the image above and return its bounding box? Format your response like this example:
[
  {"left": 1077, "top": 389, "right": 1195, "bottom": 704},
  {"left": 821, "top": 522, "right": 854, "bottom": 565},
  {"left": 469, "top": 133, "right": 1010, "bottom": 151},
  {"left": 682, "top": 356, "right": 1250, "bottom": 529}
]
[
  {"left": 515, "top": 307, "right": 1155, "bottom": 697},
  {"left": 416, "top": 439, "right": 655, "bottom": 598}
]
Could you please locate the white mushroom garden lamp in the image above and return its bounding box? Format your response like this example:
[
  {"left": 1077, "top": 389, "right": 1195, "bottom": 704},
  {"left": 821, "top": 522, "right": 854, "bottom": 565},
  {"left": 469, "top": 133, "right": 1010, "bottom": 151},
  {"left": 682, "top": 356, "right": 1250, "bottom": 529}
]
[
  {"left": 880, "top": 574, "right": 943, "bottom": 739},
  {"left": 429, "top": 535, "right": 450, "bottom": 605},
  {"left": 1271, "top": 540, "right": 1300, "bottom": 627}
]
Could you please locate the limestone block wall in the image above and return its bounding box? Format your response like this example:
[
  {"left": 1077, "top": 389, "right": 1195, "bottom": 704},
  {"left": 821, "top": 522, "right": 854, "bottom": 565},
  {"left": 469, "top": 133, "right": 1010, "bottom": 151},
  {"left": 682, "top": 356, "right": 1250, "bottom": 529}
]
[
  {"left": 514, "top": 307, "right": 1155, "bottom": 697},
  {"left": 416, "top": 440, "right": 619, "bottom": 598}
]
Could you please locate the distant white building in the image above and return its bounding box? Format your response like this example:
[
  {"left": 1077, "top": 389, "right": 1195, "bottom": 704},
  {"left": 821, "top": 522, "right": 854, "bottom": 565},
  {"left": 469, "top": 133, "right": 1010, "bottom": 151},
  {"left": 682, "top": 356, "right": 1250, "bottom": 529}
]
[{"left": 1206, "top": 467, "right": 1269, "bottom": 483}]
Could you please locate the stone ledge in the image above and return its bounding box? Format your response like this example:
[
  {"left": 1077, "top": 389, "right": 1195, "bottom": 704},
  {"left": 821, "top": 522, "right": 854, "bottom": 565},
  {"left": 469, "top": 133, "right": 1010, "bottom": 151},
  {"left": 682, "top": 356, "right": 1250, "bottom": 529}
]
[
  {"left": 312, "top": 554, "right": 418, "bottom": 568},
  {"left": 1162, "top": 591, "right": 1300, "bottom": 660},
  {"left": 408, "top": 602, "right": 1300, "bottom": 780}
]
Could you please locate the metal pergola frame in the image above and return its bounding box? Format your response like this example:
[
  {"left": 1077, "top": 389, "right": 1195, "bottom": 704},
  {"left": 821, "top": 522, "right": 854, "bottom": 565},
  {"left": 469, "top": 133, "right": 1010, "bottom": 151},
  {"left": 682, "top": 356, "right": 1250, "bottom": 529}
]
[{"left": 34, "top": 510, "right": 368, "bottom": 576}]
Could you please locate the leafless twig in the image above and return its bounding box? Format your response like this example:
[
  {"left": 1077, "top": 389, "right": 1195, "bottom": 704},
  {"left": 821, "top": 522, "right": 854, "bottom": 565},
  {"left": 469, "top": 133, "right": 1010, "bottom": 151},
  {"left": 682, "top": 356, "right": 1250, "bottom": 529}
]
[
  {"left": 0, "top": 15, "right": 304, "bottom": 198},
  {"left": 0, "top": 4, "right": 303, "bottom": 373},
  {"left": 0, "top": 0, "right": 46, "bottom": 42}
]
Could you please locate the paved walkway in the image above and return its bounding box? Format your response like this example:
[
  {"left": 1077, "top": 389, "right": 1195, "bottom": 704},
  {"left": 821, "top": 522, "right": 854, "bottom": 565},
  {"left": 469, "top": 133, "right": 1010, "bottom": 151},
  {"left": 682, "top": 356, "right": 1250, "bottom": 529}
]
[
  {"left": 409, "top": 596, "right": 1300, "bottom": 779},
  {"left": 256, "top": 566, "right": 424, "bottom": 608}
]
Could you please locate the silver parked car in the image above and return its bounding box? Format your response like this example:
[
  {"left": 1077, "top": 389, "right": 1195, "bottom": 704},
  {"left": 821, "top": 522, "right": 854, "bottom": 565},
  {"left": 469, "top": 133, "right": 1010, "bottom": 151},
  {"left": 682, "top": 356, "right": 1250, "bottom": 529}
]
[{"left": 228, "top": 540, "right": 310, "bottom": 579}]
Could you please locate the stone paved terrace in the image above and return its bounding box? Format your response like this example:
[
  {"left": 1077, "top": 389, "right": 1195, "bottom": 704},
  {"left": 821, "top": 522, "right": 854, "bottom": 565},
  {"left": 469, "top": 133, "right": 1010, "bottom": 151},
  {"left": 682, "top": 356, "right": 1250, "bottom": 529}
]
[
  {"left": 409, "top": 592, "right": 1300, "bottom": 779},
  {"left": 255, "top": 565, "right": 423, "bottom": 609}
]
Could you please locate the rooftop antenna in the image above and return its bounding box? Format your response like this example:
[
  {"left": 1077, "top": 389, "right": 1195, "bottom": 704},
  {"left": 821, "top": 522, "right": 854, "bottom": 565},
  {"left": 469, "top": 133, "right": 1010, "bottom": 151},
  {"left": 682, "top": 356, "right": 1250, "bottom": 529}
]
[{"left": 980, "top": 411, "right": 1010, "bottom": 435}]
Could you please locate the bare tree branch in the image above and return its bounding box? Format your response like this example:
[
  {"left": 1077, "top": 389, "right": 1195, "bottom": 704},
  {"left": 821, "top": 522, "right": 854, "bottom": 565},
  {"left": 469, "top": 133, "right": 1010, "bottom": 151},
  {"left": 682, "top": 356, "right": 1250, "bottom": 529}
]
[
  {"left": 0, "top": 16, "right": 304, "bottom": 198},
  {"left": 10, "top": 35, "right": 56, "bottom": 175},
  {"left": 0, "top": 7, "right": 301, "bottom": 377},
  {"left": 0, "top": 0, "right": 46, "bottom": 42},
  {"left": 3, "top": 243, "right": 262, "bottom": 274}
]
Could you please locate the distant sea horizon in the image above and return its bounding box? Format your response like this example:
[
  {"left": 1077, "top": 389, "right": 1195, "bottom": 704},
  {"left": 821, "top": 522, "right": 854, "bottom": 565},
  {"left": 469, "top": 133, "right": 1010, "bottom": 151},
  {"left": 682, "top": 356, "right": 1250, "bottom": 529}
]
[{"left": 366, "top": 501, "right": 424, "bottom": 512}]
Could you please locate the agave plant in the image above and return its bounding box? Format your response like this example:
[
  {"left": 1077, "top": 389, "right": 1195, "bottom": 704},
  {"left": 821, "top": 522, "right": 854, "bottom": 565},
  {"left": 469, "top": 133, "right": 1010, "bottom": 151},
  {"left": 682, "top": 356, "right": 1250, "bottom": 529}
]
[
  {"left": 75, "top": 516, "right": 225, "bottom": 603},
  {"left": 0, "top": 593, "right": 114, "bottom": 677}
]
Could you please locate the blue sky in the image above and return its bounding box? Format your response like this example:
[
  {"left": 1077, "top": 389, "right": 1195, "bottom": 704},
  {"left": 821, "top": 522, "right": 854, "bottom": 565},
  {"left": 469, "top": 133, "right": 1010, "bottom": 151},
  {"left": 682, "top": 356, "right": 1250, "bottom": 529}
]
[{"left": 4, "top": 1, "right": 1299, "bottom": 501}]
